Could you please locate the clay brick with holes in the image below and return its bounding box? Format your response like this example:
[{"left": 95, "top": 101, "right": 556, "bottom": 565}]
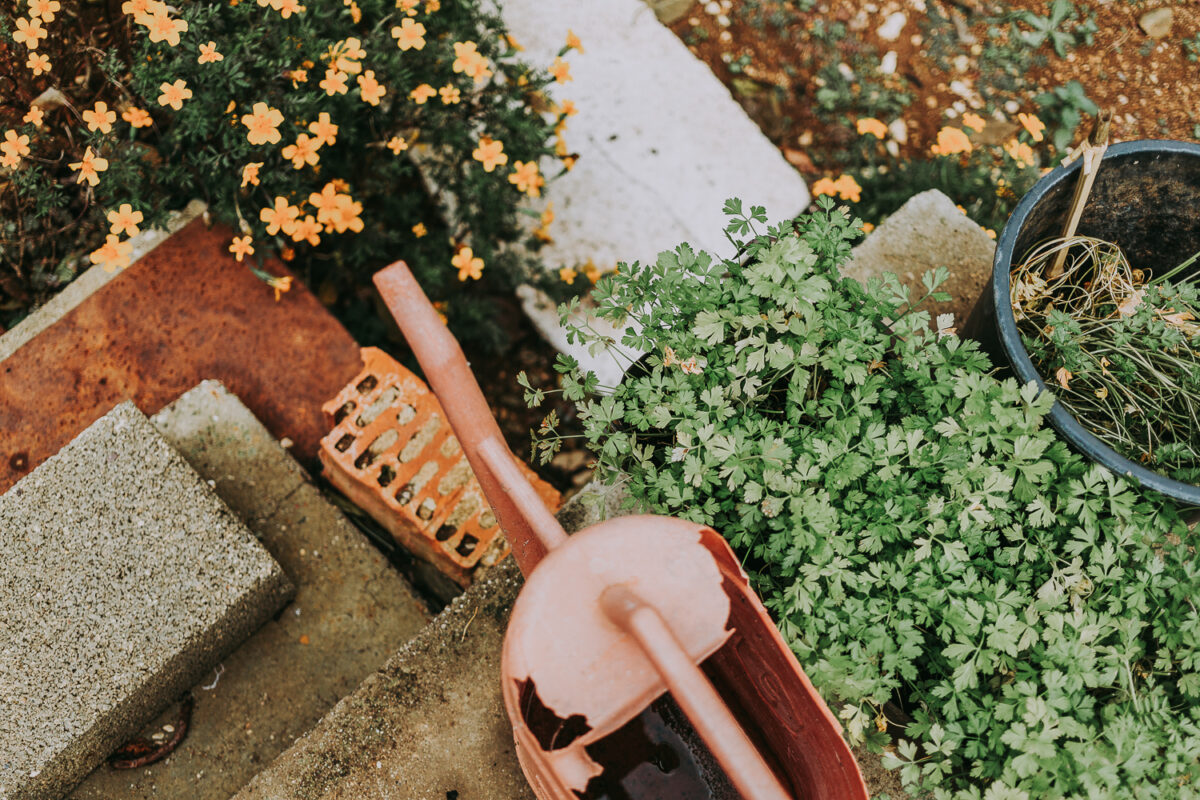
[{"left": 320, "top": 348, "right": 560, "bottom": 587}]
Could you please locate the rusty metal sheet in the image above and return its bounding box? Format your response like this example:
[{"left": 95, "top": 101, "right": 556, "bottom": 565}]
[{"left": 0, "top": 218, "right": 362, "bottom": 492}]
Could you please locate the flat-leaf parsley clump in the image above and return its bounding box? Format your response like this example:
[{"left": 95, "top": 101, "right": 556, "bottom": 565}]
[{"left": 526, "top": 197, "right": 1200, "bottom": 798}]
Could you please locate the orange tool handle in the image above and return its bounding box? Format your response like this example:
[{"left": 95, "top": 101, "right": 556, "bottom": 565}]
[
  {"left": 373, "top": 261, "right": 567, "bottom": 576},
  {"left": 601, "top": 584, "right": 794, "bottom": 800}
]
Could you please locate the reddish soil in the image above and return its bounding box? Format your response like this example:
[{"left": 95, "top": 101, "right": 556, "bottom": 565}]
[{"left": 670, "top": 0, "right": 1200, "bottom": 169}]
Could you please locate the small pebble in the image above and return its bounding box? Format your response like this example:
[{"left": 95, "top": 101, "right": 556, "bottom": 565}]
[
  {"left": 704, "top": 1, "right": 720, "bottom": 14},
  {"left": 1004, "top": 100, "right": 1020, "bottom": 114},
  {"left": 717, "top": 14, "right": 730, "bottom": 26},
  {"left": 880, "top": 51, "right": 898, "bottom": 75},
  {"left": 877, "top": 11, "right": 906, "bottom": 40}
]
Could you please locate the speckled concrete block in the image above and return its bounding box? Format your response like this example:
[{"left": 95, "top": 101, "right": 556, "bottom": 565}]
[
  {"left": 66, "top": 381, "right": 429, "bottom": 800},
  {"left": 0, "top": 402, "right": 294, "bottom": 800},
  {"left": 841, "top": 189, "right": 997, "bottom": 327}
]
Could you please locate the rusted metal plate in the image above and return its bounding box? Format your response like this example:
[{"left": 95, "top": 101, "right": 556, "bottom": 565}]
[{"left": 0, "top": 218, "right": 362, "bottom": 492}]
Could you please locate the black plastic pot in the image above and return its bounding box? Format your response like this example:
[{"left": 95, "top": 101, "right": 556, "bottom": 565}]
[{"left": 961, "top": 139, "right": 1200, "bottom": 506}]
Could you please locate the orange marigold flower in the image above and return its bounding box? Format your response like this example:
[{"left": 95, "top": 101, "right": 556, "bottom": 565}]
[
  {"left": 157, "top": 79, "right": 192, "bottom": 110},
  {"left": 811, "top": 177, "right": 837, "bottom": 197},
  {"left": 91, "top": 234, "right": 133, "bottom": 272},
  {"left": 566, "top": 29, "right": 583, "bottom": 53},
  {"left": 930, "top": 125, "right": 971, "bottom": 156},
  {"left": 30, "top": 0, "right": 61, "bottom": 21},
  {"left": 560, "top": 99, "right": 578, "bottom": 117},
  {"left": 386, "top": 136, "right": 408, "bottom": 154},
  {"left": 23, "top": 106, "right": 45, "bottom": 126},
  {"left": 241, "top": 161, "right": 263, "bottom": 187},
  {"left": 121, "top": 0, "right": 160, "bottom": 17},
  {"left": 472, "top": 136, "right": 507, "bottom": 172},
  {"left": 308, "top": 112, "right": 338, "bottom": 146},
  {"left": 347, "top": 0, "right": 361, "bottom": 22},
  {"left": 439, "top": 85, "right": 460, "bottom": 105},
  {"left": 1004, "top": 139, "right": 1035, "bottom": 168},
  {"left": 409, "top": 83, "right": 436, "bottom": 104},
  {"left": 107, "top": 203, "right": 144, "bottom": 236},
  {"left": 269, "top": 275, "right": 293, "bottom": 302},
  {"left": 1018, "top": 112, "right": 1045, "bottom": 143},
  {"left": 326, "top": 194, "right": 364, "bottom": 233},
  {"left": 26, "top": 52, "right": 51, "bottom": 75},
  {"left": 241, "top": 102, "right": 284, "bottom": 145},
  {"left": 0, "top": 151, "right": 19, "bottom": 170},
  {"left": 856, "top": 118, "right": 887, "bottom": 138},
  {"left": 122, "top": 106, "right": 152, "bottom": 127},
  {"left": 198, "top": 41, "right": 223, "bottom": 63},
  {"left": 276, "top": 0, "right": 305, "bottom": 18},
  {"left": 13, "top": 17, "right": 47, "bottom": 49},
  {"left": 961, "top": 112, "right": 986, "bottom": 133},
  {"left": 2, "top": 130, "right": 32, "bottom": 158},
  {"left": 832, "top": 174, "right": 861, "bottom": 203},
  {"left": 505, "top": 33, "right": 523, "bottom": 51},
  {"left": 391, "top": 17, "right": 425, "bottom": 50},
  {"left": 452, "top": 40, "right": 492, "bottom": 84},
  {"left": 281, "top": 133, "right": 321, "bottom": 169},
  {"left": 290, "top": 215, "right": 322, "bottom": 246},
  {"left": 559, "top": 266, "right": 577, "bottom": 284},
  {"left": 452, "top": 246, "right": 484, "bottom": 281},
  {"left": 549, "top": 57, "right": 571, "bottom": 83},
  {"left": 288, "top": 68, "right": 308, "bottom": 87},
  {"left": 320, "top": 68, "right": 349, "bottom": 96},
  {"left": 83, "top": 101, "right": 117, "bottom": 134},
  {"left": 508, "top": 160, "right": 544, "bottom": 198},
  {"left": 396, "top": 0, "right": 419, "bottom": 16},
  {"left": 861, "top": 221, "right": 875, "bottom": 234},
  {"left": 358, "top": 70, "right": 387, "bottom": 105},
  {"left": 260, "top": 196, "right": 301, "bottom": 236},
  {"left": 144, "top": 9, "right": 188, "bottom": 46},
  {"left": 411, "top": 222, "right": 427, "bottom": 237},
  {"left": 425, "top": 0, "right": 439, "bottom": 11},
  {"left": 230, "top": 235, "right": 256, "bottom": 262},
  {"left": 69, "top": 146, "right": 108, "bottom": 186},
  {"left": 309, "top": 182, "right": 343, "bottom": 224},
  {"left": 280, "top": 246, "right": 295, "bottom": 261},
  {"left": 327, "top": 37, "right": 364, "bottom": 74}
]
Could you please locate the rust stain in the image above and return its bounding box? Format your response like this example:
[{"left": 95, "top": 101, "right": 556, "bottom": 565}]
[{"left": 0, "top": 218, "right": 362, "bottom": 492}]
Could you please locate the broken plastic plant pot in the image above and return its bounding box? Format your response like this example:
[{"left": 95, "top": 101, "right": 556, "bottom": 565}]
[{"left": 373, "top": 260, "right": 869, "bottom": 800}]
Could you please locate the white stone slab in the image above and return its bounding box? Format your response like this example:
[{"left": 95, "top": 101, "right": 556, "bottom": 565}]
[{"left": 501, "top": 0, "right": 809, "bottom": 271}]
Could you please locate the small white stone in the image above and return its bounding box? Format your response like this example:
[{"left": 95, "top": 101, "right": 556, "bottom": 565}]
[
  {"left": 953, "top": 55, "right": 969, "bottom": 73},
  {"left": 717, "top": 13, "right": 730, "bottom": 26},
  {"left": 877, "top": 11, "right": 906, "bottom": 41},
  {"left": 1004, "top": 100, "right": 1020, "bottom": 114},
  {"left": 880, "top": 51, "right": 898, "bottom": 75},
  {"left": 888, "top": 118, "right": 907, "bottom": 144},
  {"left": 885, "top": 140, "right": 900, "bottom": 157},
  {"left": 1118, "top": 94, "right": 1129, "bottom": 104},
  {"left": 704, "top": 1, "right": 720, "bottom": 14},
  {"left": 718, "top": 30, "right": 732, "bottom": 42},
  {"left": 837, "top": 62, "right": 856, "bottom": 81},
  {"left": 945, "top": 107, "right": 959, "bottom": 118}
]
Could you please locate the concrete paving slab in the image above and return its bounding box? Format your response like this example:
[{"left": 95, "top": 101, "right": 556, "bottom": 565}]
[
  {"left": 500, "top": 0, "right": 808, "bottom": 272},
  {"left": 0, "top": 217, "right": 363, "bottom": 494},
  {"left": 841, "top": 188, "right": 996, "bottom": 327},
  {"left": 0, "top": 403, "right": 293, "bottom": 800},
  {"left": 66, "top": 381, "right": 430, "bottom": 800},
  {"left": 235, "top": 480, "right": 910, "bottom": 799},
  {"left": 500, "top": 0, "right": 808, "bottom": 385}
]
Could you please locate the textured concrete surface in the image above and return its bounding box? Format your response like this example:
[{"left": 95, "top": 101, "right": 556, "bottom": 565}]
[
  {"left": 0, "top": 201, "right": 206, "bottom": 363},
  {"left": 0, "top": 217, "right": 363, "bottom": 493},
  {"left": 228, "top": 486, "right": 628, "bottom": 800},
  {"left": 500, "top": 0, "right": 808, "bottom": 270},
  {"left": 501, "top": 0, "right": 808, "bottom": 385},
  {"left": 66, "top": 382, "right": 430, "bottom": 800},
  {"left": 842, "top": 189, "right": 996, "bottom": 328},
  {"left": 0, "top": 403, "right": 293, "bottom": 800}
]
